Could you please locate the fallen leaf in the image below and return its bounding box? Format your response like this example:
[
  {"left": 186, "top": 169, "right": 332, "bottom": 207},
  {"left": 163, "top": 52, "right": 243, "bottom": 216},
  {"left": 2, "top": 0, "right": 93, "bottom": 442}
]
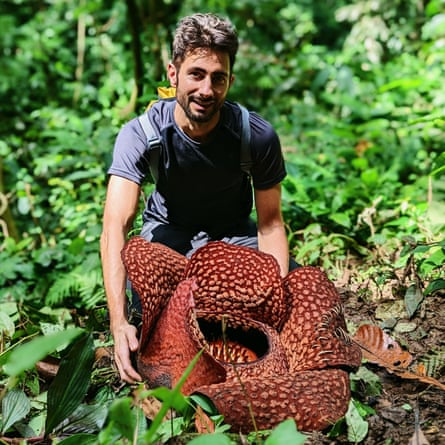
[
  {"left": 195, "top": 405, "right": 215, "bottom": 434},
  {"left": 353, "top": 324, "right": 445, "bottom": 391},
  {"left": 138, "top": 394, "right": 171, "bottom": 421},
  {"left": 353, "top": 324, "right": 413, "bottom": 368},
  {"left": 375, "top": 300, "right": 406, "bottom": 321},
  {"left": 35, "top": 357, "right": 60, "bottom": 379},
  {"left": 404, "top": 283, "right": 424, "bottom": 319},
  {"left": 407, "top": 426, "right": 430, "bottom": 445},
  {"left": 394, "top": 321, "right": 418, "bottom": 334},
  {"left": 411, "top": 363, "right": 427, "bottom": 377}
]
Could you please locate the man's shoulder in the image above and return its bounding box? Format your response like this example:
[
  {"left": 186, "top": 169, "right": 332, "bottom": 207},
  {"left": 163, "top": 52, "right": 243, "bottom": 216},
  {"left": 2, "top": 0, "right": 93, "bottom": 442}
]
[
  {"left": 225, "top": 101, "right": 274, "bottom": 133},
  {"left": 146, "top": 99, "right": 176, "bottom": 130}
]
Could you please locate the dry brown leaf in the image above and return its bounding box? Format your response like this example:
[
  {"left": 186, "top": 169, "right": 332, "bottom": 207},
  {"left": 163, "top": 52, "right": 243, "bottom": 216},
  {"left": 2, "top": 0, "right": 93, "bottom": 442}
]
[
  {"left": 94, "top": 346, "right": 114, "bottom": 368},
  {"left": 407, "top": 426, "right": 430, "bottom": 445},
  {"left": 35, "top": 358, "right": 60, "bottom": 379},
  {"left": 411, "top": 362, "right": 427, "bottom": 377},
  {"left": 353, "top": 323, "right": 413, "bottom": 367},
  {"left": 194, "top": 405, "right": 215, "bottom": 434},
  {"left": 138, "top": 394, "right": 174, "bottom": 421},
  {"left": 353, "top": 324, "right": 445, "bottom": 391}
]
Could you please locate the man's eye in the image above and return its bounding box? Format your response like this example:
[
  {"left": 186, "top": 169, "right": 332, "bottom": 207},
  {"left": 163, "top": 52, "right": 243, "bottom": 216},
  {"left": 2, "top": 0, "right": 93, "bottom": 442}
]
[
  {"left": 213, "top": 75, "right": 227, "bottom": 85},
  {"left": 190, "top": 72, "right": 203, "bottom": 80}
]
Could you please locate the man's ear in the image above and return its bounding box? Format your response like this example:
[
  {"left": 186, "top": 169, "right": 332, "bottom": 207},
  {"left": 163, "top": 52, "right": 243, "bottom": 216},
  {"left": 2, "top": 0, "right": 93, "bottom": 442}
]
[
  {"left": 167, "top": 62, "right": 177, "bottom": 87},
  {"left": 229, "top": 74, "right": 235, "bottom": 88}
]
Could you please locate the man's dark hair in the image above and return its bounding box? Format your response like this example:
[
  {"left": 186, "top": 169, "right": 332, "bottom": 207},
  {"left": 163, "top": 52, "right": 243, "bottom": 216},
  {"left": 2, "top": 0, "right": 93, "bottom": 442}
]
[{"left": 172, "top": 13, "right": 239, "bottom": 72}]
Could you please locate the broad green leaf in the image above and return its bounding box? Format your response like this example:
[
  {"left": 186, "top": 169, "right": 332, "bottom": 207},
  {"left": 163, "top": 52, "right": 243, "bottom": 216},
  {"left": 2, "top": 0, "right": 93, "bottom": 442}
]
[
  {"left": 265, "top": 419, "right": 308, "bottom": 445},
  {"left": 155, "top": 417, "right": 187, "bottom": 443},
  {"left": 1, "top": 388, "right": 31, "bottom": 433},
  {"left": 0, "top": 312, "right": 15, "bottom": 337},
  {"left": 350, "top": 366, "right": 382, "bottom": 397},
  {"left": 54, "top": 403, "right": 108, "bottom": 435},
  {"left": 329, "top": 212, "right": 351, "bottom": 228},
  {"left": 27, "top": 413, "right": 46, "bottom": 437},
  {"left": 425, "top": 279, "right": 445, "bottom": 296},
  {"left": 346, "top": 400, "right": 369, "bottom": 443},
  {"left": 45, "top": 332, "right": 95, "bottom": 434},
  {"left": 2, "top": 327, "right": 84, "bottom": 377},
  {"left": 404, "top": 283, "right": 424, "bottom": 318},
  {"left": 190, "top": 393, "right": 218, "bottom": 415},
  {"left": 107, "top": 397, "right": 137, "bottom": 441},
  {"left": 360, "top": 168, "right": 379, "bottom": 188}
]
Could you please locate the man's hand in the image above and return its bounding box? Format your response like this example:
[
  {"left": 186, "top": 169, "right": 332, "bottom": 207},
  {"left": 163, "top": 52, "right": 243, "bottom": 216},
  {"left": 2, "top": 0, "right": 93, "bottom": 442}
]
[{"left": 112, "top": 322, "right": 142, "bottom": 383}]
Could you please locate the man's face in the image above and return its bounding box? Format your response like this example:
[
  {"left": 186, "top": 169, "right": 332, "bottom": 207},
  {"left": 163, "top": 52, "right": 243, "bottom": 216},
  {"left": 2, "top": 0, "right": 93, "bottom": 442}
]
[{"left": 168, "top": 48, "right": 234, "bottom": 125}]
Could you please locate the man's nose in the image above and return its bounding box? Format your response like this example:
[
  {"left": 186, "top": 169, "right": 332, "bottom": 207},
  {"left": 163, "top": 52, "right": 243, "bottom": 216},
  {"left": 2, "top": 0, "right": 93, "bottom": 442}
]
[{"left": 199, "top": 76, "right": 213, "bottom": 97}]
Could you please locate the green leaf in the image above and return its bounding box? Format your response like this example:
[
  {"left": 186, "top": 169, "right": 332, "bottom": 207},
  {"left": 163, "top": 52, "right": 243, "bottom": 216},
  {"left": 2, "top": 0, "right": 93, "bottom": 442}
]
[
  {"left": 265, "top": 419, "right": 308, "bottom": 445},
  {"left": 55, "top": 403, "right": 108, "bottom": 435},
  {"left": 360, "top": 168, "right": 379, "bottom": 188},
  {"left": 190, "top": 393, "right": 218, "bottom": 415},
  {"left": 329, "top": 212, "right": 351, "bottom": 228},
  {"left": 187, "top": 433, "right": 235, "bottom": 445},
  {"left": 404, "top": 283, "right": 424, "bottom": 318},
  {"left": 425, "top": 279, "right": 445, "bottom": 296},
  {"left": 147, "top": 386, "right": 188, "bottom": 413},
  {"left": 0, "top": 312, "right": 15, "bottom": 338},
  {"left": 1, "top": 388, "right": 31, "bottom": 433},
  {"left": 45, "top": 332, "right": 95, "bottom": 434},
  {"left": 144, "top": 350, "right": 204, "bottom": 443},
  {"left": 346, "top": 400, "right": 369, "bottom": 443},
  {"left": 2, "top": 327, "right": 84, "bottom": 377},
  {"left": 350, "top": 366, "right": 382, "bottom": 397},
  {"left": 107, "top": 397, "right": 136, "bottom": 441},
  {"left": 55, "top": 434, "right": 97, "bottom": 445}
]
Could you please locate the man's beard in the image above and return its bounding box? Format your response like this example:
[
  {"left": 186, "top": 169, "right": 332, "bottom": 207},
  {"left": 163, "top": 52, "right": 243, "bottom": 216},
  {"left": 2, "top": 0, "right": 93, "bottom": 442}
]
[{"left": 178, "top": 94, "right": 221, "bottom": 123}]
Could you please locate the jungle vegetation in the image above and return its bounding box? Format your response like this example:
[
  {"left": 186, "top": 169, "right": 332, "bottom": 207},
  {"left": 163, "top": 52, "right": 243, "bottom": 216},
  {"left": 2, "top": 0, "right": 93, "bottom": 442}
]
[{"left": 0, "top": 0, "right": 444, "bottom": 443}]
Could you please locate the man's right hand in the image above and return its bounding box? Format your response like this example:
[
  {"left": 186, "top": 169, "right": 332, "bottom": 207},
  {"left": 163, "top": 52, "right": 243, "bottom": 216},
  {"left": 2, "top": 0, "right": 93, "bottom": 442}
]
[
  {"left": 112, "top": 322, "right": 142, "bottom": 383},
  {"left": 101, "top": 176, "right": 143, "bottom": 384}
]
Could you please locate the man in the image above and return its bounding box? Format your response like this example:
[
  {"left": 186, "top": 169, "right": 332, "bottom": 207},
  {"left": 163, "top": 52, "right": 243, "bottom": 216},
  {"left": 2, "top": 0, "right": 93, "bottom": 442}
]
[{"left": 101, "top": 13, "right": 291, "bottom": 383}]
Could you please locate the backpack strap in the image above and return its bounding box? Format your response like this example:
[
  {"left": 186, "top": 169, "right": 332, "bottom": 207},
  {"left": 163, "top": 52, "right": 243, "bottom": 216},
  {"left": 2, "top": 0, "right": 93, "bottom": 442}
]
[
  {"left": 238, "top": 103, "right": 252, "bottom": 176},
  {"left": 138, "top": 112, "right": 161, "bottom": 183},
  {"left": 138, "top": 102, "right": 252, "bottom": 184}
]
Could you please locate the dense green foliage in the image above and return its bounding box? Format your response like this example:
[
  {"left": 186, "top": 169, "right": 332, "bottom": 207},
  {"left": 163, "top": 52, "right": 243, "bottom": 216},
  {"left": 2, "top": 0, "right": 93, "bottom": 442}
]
[{"left": 0, "top": 0, "right": 444, "bottom": 443}]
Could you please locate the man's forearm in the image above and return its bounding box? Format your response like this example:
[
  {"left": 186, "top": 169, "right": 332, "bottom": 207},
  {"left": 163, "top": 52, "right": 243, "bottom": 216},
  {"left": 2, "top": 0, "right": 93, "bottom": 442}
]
[
  {"left": 258, "top": 223, "right": 289, "bottom": 277},
  {"left": 100, "top": 229, "right": 129, "bottom": 329}
]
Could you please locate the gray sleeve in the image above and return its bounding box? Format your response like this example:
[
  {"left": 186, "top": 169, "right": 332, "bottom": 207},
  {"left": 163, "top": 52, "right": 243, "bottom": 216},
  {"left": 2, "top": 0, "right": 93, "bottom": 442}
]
[{"left": 107, "top": 118, "right": 150, "bottom": 185}]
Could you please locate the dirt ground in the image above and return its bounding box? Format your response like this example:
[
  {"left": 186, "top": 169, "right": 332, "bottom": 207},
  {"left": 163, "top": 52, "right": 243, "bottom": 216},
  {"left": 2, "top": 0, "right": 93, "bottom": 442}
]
[{"left": 304, "top": 269, "right": 445, "bottom": 445}]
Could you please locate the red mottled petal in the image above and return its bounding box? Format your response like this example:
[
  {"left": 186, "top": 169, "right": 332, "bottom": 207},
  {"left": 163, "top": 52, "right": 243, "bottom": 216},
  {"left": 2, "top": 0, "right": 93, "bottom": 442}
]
[
  {"left": 137, "top": 277, "right": 226, "bottom": 394},
  {"left": 196, "top": 369, "right": 351, "bottom": 432},
  {"left": 281, "top": 266, "right": 362, "bottom": 371},
  {"left": 185, "top": 241, "right": 286, "bottom": 330},
  {"left": 121, "top": 237, "right": 187, "bottom": 350}
]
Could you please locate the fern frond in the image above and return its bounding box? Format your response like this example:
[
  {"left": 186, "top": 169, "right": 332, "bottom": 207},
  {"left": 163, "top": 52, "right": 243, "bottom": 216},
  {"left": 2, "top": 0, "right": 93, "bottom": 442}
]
[
  {"left": 420, "top": 349, "right": 445, "bottom": 378},
  {"left": 46, "top": 271, "right": 80, "bottom": 306},
  {"left": 45, "top": 267, "right": 105, "bottom": 309}
]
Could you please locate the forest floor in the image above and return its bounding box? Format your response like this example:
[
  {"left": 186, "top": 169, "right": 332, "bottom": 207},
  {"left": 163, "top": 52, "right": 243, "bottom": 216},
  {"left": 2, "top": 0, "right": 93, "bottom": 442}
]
[
  {"left": 97, "top": 252, "right": 444, "bottom": 445},
  {"left": 303, "top": 259, "right": 445, "bottom": 445}
]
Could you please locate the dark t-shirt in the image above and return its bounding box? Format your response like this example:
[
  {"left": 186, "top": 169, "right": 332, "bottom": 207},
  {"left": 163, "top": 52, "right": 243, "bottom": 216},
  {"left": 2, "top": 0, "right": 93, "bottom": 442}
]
[{"left": 108, "top": 99, "right": 286, "bottom": 235}]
